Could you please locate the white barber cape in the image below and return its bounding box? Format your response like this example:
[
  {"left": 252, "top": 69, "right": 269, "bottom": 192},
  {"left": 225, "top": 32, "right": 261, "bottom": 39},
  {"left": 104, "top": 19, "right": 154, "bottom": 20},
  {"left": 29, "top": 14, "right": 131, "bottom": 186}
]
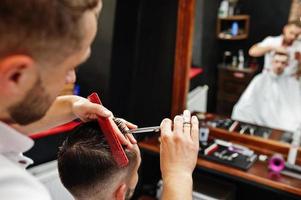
[
  {"left": 232, "top": 71, "right": 301, "bottom": 132},
  {"left": 0, "top": 122, "right": 51, "bottom": 200}
]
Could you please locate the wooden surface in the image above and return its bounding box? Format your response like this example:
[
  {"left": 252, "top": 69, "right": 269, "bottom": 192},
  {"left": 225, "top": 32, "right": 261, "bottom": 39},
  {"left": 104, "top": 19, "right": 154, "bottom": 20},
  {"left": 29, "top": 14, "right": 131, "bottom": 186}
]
[
  {"left": 139, "top": 136, "right": 301, "bottom": 197},
  {"left": 217, "top": 65, "right": 258, "bottom": 115},
  {"left": 209, "top": 127, "right": 301, "bottom": 165},
  {"left": 218, "top": 15, "right": 250, "bottom": 21},
  {"left": 171, "top": 0, "right": 196, "bottom": 118},
  {"left": 216, "top": 15, "right": 250, "bottom": 40}
]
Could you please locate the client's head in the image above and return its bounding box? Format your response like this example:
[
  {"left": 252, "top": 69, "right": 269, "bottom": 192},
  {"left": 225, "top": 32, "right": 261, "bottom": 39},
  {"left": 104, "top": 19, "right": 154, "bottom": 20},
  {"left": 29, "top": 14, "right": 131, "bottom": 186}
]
[
  {"left": 272, "top": 51, "right": 289, "bottom": 75},
  {"left": 57, "top": 121, "right": 141, "bottom": 200}
]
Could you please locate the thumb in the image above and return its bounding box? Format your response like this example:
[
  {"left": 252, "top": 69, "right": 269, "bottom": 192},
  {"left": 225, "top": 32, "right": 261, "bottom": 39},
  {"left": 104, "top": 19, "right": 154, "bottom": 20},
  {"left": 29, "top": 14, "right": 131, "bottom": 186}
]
[{"left": 89, "top": 103, "right": 112, "bottom": 117}]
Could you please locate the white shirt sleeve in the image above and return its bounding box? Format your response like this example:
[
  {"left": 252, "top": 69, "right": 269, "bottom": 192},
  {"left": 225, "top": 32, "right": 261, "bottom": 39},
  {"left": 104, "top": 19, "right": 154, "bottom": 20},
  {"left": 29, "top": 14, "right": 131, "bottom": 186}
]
[
  {"left": 257, "top": 36, "right": 275, "bottom": 48},
  {"left": 0, "top": 155, "right": 51, "bottom": 200}
]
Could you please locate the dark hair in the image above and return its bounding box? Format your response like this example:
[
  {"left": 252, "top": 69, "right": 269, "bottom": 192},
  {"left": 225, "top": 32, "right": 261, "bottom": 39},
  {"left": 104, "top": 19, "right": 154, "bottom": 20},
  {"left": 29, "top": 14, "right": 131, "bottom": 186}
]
[
  {"left": 57, "top": 121, "right": 137, "bottom": 199},
  {"left": 287, "top": 20, "right": 301, "bottom": 28},
  {"left": 273, "top": 51, "right": 289, "bottom": 58},
  {"left": 0, "top": 0, "right": 99, "bottom": 64}
]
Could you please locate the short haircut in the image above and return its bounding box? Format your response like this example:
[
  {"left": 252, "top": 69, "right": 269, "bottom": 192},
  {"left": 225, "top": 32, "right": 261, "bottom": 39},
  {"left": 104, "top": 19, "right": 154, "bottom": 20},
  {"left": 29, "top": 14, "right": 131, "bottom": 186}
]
[
  {"left": 0, "top": 0, "right": 99, "bottom": 64},
  {"left": 287, "top": 20, "right": 301, "bottom": 28},
  {"left": 273, "top": 51, "right": 289, "bottom": 60},
  {"left": 57, "top": 121, "right": 138, "bottom": 200}
]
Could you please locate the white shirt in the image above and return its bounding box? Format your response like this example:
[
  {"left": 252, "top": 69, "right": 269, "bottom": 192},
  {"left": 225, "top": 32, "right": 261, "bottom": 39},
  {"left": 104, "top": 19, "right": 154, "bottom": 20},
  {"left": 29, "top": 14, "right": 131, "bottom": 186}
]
[
  {"left": 258, "top": 35, "right": 301, "bottom": 76},
  {"left": 0, "top": 122, "right": 51, "bottom": 200},
  {"left": 232, "top": 71, "right": 301, "bottom": 132}
]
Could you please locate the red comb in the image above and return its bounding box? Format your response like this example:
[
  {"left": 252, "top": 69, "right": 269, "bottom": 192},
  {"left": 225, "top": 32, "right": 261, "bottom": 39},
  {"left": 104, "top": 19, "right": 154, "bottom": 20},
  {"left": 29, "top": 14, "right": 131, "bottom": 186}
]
[{"left": 87, "top": 92, "right": 129, "bottom": 167}]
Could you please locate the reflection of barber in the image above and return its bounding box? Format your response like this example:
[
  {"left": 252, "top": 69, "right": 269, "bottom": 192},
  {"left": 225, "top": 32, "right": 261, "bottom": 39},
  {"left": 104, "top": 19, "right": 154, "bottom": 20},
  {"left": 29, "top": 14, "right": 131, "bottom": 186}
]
[
  {"left": 249, "top": 21, "right": 301, "bottom": 76},
  {"left": 232, "top": 52, "right": 301, "bottom": 132}
]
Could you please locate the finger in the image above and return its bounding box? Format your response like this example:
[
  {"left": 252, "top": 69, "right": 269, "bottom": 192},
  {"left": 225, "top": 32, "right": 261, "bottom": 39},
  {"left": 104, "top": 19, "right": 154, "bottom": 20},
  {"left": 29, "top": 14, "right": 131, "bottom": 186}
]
[
  {"left": 112, "top": 118, "right": 137, "bottom": 144},
  {"left": 109, "top": 118, "right": 132, "bottom": 147},
  {"left": 91, "top": 103, "right": 112, "bottom": 117},
  {"left": 126, "top": 133, "right": 137, "bottom": 144},
  {"left": 122, "top": 119, "right": 138, "bottom": 129},
  {"left": 183, "top": 110, "right": 191, "bottom": 124},
  {"left": 173, "top": 115, "right": 183, "bottom": 135},
  {"left": 160, "top": 118, "right": 172, "bottom": 137},
  {"left": 82, "top": 115, "right": 96, "bottom": 122},
  {"left": 183, "top": 124, "right": 191, "bottom": 138},
  {"left": 191, "top": 116, "right": 199, "bottom": 145},
  {"left": 183, "top": 110, "right": 191, "bottom": 137}
]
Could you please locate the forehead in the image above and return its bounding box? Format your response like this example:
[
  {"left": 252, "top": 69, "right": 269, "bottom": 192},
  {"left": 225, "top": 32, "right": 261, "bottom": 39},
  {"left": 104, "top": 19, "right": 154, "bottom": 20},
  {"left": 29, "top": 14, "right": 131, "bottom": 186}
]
[
  {"left": 286, "top": 24, "right": 301, "bottom": 32},
  {"left": 274, "top": 54, "right": 288, "bottom": 62}
]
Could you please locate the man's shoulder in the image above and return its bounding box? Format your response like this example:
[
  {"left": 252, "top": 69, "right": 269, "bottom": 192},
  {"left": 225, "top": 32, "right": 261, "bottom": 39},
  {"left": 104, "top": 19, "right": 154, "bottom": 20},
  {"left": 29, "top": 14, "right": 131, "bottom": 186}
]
[
  {"left": 0, "top": 154, "right": 51, "bottom": 200},
  {"left": 261, "top": 35, "right": 282, "bottom": 43}
]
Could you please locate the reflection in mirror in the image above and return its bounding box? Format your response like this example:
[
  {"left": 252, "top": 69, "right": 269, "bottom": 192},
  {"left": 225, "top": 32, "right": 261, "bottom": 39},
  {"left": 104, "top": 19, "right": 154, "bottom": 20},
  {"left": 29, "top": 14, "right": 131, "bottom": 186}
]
[
  {"left": 189, "top": 0, "right": 301, "bottom": 144},
  {"left": 232, "top": 20, "right": 301, "bottom": 133}
]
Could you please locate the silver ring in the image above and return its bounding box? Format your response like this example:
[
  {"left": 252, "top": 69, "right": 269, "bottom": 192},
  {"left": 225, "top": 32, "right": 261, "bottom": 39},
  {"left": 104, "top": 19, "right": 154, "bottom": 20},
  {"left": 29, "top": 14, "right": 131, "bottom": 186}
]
[{"left": 183, "top": 122, "right": 191, "bottom": 126}]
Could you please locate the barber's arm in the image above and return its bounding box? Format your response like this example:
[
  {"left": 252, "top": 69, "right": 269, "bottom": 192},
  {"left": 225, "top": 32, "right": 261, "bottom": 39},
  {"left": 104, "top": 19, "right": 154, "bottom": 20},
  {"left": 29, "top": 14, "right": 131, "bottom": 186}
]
[
  {"left": 13, "top": 95, "right": 137, "bottom": 146},
  {"left": 160, "top": 111, "right": 199, "bottom": 200},
  {"left": 249, "top": 38, "right": 287, "bottom": 57},
  {"left": 249, "top": 44, "right": 287, "bottom": 57},
  {"left": 249, "top": 44, "right": 275, "bottom": 57}
]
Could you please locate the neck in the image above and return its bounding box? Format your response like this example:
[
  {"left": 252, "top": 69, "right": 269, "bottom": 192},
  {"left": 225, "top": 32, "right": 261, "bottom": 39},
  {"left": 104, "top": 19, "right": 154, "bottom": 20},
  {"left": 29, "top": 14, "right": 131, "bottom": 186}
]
[
  {"left": 283, "top": 37, "right": 293, "bottom": 46},
  {"left": 0, "top": 113, "right": 15, "bottom": 125}
]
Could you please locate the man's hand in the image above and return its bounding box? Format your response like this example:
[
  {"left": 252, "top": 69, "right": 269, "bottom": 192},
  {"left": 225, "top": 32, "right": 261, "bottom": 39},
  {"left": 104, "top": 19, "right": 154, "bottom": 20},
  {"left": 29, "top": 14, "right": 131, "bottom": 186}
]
[
  {"left": 292, "top": 66, "right": 301, "bottom": 79},
  {"left": 72, "top": 96, "right": 112, "bottom": 121},
  {"left": 109, "top": 117, "right": 137, "bottom": 147},
  {"left": 15, "top": 95, "right": 138, "bottom": 147},
  {"left": 159, "top": 110, "right": 199, "bottom": 200},
  {"left": 72, "top": 96, "right": 137, "bottom": 147},
  {"left": 272, "top": 46, "right": 288, "bottom": 54}
]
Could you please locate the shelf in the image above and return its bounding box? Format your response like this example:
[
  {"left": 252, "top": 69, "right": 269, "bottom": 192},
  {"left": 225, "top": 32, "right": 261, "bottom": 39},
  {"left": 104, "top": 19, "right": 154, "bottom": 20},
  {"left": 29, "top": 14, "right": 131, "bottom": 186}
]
[
  {"left": 189, "top": 67, "right": 203, "bottom": 79},
  {"left": 218, "top": 15, "right": 250, "bottom": 21},
  {"left": 218, "top": 33, "right": 248, "bottom": 40},
  {"left": 217, "top": 15, "right": 250, "bottom": 40}
]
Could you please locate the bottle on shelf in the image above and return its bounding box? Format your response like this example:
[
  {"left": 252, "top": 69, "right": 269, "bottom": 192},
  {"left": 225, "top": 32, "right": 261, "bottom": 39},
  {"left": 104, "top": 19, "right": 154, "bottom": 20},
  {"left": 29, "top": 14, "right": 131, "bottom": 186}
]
[
  {"left": 238, "top": 49, "right": 244, "bottom": 69},
  {"left": 228, "top": 0, "right": 238, "bottom": 16},
  {"left": 231, "top": 22, "right": 239, "bottom": 36},
  {"left": 218, "top": 0, "right": 229, "bottom": 18},
  {"left": 231, "top": 56, "right": 238, "bottom": 68},
  {"left": 223, "top": 51, "right": 232, "bottom": 66},
  {"left": 287, "top": 125, "right": 301, "bottom": 165}
]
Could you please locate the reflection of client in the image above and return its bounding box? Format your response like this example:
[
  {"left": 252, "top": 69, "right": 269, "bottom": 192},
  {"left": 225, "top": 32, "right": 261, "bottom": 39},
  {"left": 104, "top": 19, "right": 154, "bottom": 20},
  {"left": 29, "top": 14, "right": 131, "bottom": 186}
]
[
  {"left": 232, "top": 52, "right": 301, "bottom": 132},
  {"left": 249, "top": 20, "right": 301, "bottom": 76}
]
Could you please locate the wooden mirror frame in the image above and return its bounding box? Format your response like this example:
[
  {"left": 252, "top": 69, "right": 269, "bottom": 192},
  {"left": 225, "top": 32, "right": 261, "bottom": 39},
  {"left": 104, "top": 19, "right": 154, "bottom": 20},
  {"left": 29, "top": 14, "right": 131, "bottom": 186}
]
[{"left": 171, "top": 0, "right": 196, "bottom": 117}]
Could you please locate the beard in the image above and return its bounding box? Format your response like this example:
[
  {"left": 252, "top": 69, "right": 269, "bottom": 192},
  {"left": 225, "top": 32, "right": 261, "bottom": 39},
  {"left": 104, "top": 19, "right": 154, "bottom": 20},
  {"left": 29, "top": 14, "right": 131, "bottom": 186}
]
[
  {"left": 8, "top": 78, "right": 53, "bottom": 125},
  {"left": 125, "top": 188, "right": 135, "bottom": 200}
]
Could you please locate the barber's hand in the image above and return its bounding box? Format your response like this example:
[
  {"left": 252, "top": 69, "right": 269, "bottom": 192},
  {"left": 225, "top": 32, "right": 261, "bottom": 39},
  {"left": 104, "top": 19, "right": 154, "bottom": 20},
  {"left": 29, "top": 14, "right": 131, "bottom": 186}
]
[
  {"left": 293, "top": 67, "right": 301, "bottom": 79},
  {"left": 110, "top": 117, "right": 138, "bottom": 146},
  {"left": 272, "top": 46, "right": 287, "bottom": 54},
  {"left": 72, "top": 96, "right": 112, "bottom": 121},
  {"left": 159, "top": 110, "right": 199, "bottom": 180},
  {"left": 72, "top": 96, "right": 137, "bottom": 147}
]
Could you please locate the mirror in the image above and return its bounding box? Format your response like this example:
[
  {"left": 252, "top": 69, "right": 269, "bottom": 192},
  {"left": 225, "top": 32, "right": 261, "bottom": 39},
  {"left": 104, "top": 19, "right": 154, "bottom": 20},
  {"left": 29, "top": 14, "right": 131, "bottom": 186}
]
[{"left": 189, "top": 0, "right": 301, "bottom": 144}]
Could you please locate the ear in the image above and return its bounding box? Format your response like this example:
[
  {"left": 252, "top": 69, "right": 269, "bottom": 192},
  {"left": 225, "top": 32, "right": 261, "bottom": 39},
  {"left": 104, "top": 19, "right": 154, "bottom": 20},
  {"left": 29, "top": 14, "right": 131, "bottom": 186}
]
[
  {"left": 115, "top": 184, "right": 127, "bottom": 200},
  {"left": 0, "top": 55, "right": 36, "bottom": 95},
  {"left": 283, "top": 25, "right": 288, "bottom": 33}
]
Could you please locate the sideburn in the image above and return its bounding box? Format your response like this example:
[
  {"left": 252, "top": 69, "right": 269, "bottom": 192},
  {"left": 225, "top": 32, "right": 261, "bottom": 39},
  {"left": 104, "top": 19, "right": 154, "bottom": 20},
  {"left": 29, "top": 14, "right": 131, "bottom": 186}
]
[{"left": 8, "top": 78, "right": 52, "bottom": 125}]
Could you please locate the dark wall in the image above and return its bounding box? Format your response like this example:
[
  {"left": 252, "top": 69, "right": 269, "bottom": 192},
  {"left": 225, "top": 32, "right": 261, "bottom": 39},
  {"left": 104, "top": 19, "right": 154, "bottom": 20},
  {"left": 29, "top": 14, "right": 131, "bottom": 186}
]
[
  {"left": 109, "top": 0, "right": 178, "bottom": 126},
  {"left": 76, "top": 0, "right": 179, "bottom": 126},
  {"left": 192, "top": 0, "right": 220, "bottom": 112},
  {"left": 192, "top": 0, "right": 292, "bottom": 112},
  {"left": 76, "top": 0, "right": 117, "bottom": 104}
]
